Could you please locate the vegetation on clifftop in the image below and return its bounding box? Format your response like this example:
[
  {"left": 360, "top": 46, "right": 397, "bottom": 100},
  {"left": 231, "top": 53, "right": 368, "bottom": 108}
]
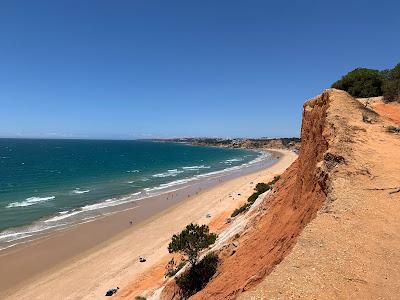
[{"left": 332, "top": 62, "right": 400, "bottom": 102}]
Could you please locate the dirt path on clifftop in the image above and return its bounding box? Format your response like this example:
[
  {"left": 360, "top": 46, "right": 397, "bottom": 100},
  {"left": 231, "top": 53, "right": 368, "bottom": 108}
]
[{"left": 238, "top": 90, "right": 400, "bottom": 299}]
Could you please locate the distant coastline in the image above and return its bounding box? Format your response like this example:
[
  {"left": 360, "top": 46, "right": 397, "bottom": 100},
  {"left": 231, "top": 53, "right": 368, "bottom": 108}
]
[{"left": 145, "top": 137, "right": 301, "bottom": 152}]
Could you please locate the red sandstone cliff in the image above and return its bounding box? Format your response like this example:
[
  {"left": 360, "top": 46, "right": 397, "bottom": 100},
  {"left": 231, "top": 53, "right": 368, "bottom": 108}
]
[
  {"left": 161, "top": 88, "right": 400, "bottom": 299},
  {"left": 188, "top": 90, "right": 333, "bottom": 300}
]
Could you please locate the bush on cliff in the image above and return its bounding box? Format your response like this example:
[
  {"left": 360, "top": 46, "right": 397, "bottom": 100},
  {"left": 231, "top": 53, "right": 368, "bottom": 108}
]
[
  {"left": 270, "top": 175, "right": 281, "bottom": 185},
  {"left": 168, "top": 223, "right": 217, "bottom": 266},
  {"left": 175, "top": 252, "right": 219, "bottom": 298},
  {"left": 332, "top": 62, "right": 400, "bottom": 102},
  {"left": 167, "top": 224, "right": 218, "bottom": 298},
  {"left": 331, "top": 68, "right": 383, "bottom": 98},
  {"left": 255, "top": 182, "right": 271, "bottom": 194},
  {"left": 247, "top": 192, "right": 260, "bottom": 203},
  {"left": 231, "top": 202, "right": 251, "bottom": 217},
  {"left": 382, "top": 63, "right": 400, "bottom": 102},
  {"left": 231, "top": 176, "right": 282, "bottom": 218}
]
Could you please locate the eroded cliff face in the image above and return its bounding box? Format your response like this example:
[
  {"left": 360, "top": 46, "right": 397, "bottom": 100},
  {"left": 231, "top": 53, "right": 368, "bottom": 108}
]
[
  {"left": 239, "top": 89, "right": 400, "bottom": 299},
  {"left": 161, "top": 88, "right": 400, "bottom": 299},
  {"left": 160, "top": 89, "right": 343, "bottom": 300}
]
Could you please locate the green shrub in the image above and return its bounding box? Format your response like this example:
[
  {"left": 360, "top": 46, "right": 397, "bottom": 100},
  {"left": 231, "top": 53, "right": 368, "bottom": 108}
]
[
  {"left": 168, "top": 224, "right": 217, "bottom": 266},
  {"left": 332, "top": 62, "right": 400, "bottom": 102},
  {"left": 175, "top": 253, "right": 219, "bottom": 298},
  {"left": 231, "top": 177, "right": 282, "bottom": 218},
  {"left": 382, "top": 64, "right": 400, "bottom": 102},
  {"left": 270, "top": 175, "right": 281, "bottom": 185},
  {"left": 332, "top": 68, "right": 383, "bottom": 98},
  {"left": 255, "top": 182, "right": 271, "bottom": 193},
  {"left": 231, "top": 203, "right": 250, "bottom": 217},
  {"left": 247, "top": 192, "right": 259, "bottom": 203}
]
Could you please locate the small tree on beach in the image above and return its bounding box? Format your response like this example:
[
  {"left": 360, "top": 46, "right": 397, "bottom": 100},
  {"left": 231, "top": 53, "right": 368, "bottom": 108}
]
[{"left": 168, "top": 223, "right": 217, "bottom": 266}]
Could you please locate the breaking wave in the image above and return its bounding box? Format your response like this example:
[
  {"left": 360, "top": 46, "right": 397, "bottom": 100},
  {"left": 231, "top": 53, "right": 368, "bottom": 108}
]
[
  {"left": 6, "top": 196, "right": 56, "bottom": 208},
  {"left": 152, "top": 169, "right": 184, "bottom": 178},
  {"left": 72, "top": 189, "right": 90, "bottom": 194}
]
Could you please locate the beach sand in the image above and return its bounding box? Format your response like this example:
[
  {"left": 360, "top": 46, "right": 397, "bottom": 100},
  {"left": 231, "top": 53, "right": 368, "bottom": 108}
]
[{"left": 1, "top": 149, "right": 297, "bottom": 300}]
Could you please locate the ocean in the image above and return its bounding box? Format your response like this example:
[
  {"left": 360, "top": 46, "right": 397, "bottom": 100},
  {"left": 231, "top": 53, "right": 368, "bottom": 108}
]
[{"left": 0, "top": 139, "right": 269, "bottom": 250}]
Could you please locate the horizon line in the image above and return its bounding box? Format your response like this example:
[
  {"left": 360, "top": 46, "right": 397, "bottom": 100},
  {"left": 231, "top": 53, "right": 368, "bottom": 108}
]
[{"left": 0, "top": 136, "right": 300, "bottom": 141}]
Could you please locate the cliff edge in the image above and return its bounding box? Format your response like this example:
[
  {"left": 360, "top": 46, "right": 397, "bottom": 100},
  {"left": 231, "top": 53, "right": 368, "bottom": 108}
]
[{"left": 188, "top": 89, "right": 400, "bottom": 299}]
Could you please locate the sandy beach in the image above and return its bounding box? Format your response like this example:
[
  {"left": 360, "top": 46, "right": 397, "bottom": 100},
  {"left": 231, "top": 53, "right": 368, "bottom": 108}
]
[{"left": 1, "top": 149, "right": 297, "bottom": 300}]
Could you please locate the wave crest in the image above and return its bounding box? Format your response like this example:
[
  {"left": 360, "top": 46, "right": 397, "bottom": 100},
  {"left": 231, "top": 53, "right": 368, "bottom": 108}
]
[
  {"left": 182, "top": 165, "right": 211, "bottom": 170},
  {"left": 6, "top": 196, "right": 56, "bottom": 208},
  {"left": 152, "top": 169, "right": 184, "bottom": 178},
  {"left": 72, "top": 189, "right": 90, "bottom": 194}
]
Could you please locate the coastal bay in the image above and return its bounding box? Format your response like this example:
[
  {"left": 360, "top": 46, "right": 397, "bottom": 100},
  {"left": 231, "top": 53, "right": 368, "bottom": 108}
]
[{"left": 0, "top": 149, "right": 297, "bottom": 299}]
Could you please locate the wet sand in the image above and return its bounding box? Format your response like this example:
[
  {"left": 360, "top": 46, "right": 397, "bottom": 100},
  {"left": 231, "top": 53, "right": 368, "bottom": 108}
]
[{"left": 0, "top": 149, "right": 297, "bottom": 299}]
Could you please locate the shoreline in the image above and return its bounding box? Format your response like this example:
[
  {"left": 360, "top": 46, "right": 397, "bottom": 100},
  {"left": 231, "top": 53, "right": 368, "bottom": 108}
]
[
  {"left": 0, "top": 146, "right": 264, "bottom": 252},
  {"left": 0, "top": 149, "right": 297, "bottom": 299}
]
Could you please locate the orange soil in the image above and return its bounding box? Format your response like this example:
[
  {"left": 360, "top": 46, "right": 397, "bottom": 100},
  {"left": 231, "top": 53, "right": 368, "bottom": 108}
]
[
  {"left": 373, "top": 102, "right": 400, "bottom": 125},
  {"left": 240, "top": 90, "right": 400, "bottom": 299},
  {"left": 188, "top": 90, "right": 331, "bottom": 300}
]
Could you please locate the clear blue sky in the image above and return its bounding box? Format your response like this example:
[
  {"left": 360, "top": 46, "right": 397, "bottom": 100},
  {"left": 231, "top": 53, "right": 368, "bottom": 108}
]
[{"left": 0, "top": 1, "right": 399, "bottom": 139}]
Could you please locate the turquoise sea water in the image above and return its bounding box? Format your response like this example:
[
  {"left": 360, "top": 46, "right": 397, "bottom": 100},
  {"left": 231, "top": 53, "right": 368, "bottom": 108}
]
[{"left": 0, "top": 139, "right": 263, "bottom": 248}]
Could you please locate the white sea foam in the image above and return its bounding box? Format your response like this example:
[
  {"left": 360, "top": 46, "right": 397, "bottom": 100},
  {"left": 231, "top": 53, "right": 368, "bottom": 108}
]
[
  {"left": 152, "top": 169, "right": 184, "bottom": 178},
  {"left": 222, "top": 158, "right": 244, "bottom": 164},
  {"left": 160, "top": 178, "right": 196, "bottom": 188},
  {"left": 81, "top": 198, "right": 125, "bottom": 211},
  {"left": 72, "top": 189, "right": 90, "bottom": 194},
  {"left": 0, "top": 222, "right": 65, "bottom": 243},
  {"left": 6, "top": 196, "right": 56, "bottom": 208},
  {"left": 144, "top": 177, "right": 197, "bottom": 193},
  {"left": 197, "top": 152, "right": 271, "bottom": 178},
  {"left": 226, "top": 158, "right": 243, "bottom": 162},
  {"left": 45, "top": 210, "right": 82, "bottom": 223},
  {"left": 81, "top": 199, "right": 123, "bottom": 211},
  {"left": 80, "top": 191, "right": 141, "bottom": 212},
  {"left": 126, "top": 169, "right": 140, "bottom": 173},
  {"left": 182, "top": 165, "right": 211, "bottom": 170},
  {"left": 144, "top": 152, "right": 270, "bottom": 191}
]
